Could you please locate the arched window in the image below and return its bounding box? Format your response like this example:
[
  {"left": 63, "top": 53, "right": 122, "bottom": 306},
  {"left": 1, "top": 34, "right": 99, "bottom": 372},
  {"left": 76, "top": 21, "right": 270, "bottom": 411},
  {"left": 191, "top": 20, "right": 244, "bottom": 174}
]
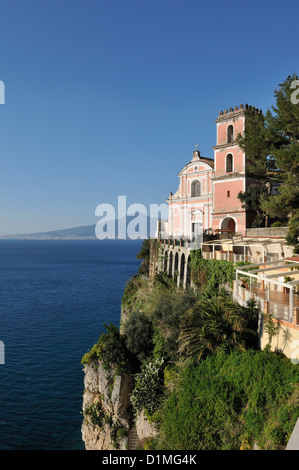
[
  {"left": 226, "top": 154, "right": 233, "bottom": 173},
  {"left": 191, "top": 180, "right": 201, "bottom": 197},
  {"left": 227, "top": 125, "right": 234, "bottom": 143}
]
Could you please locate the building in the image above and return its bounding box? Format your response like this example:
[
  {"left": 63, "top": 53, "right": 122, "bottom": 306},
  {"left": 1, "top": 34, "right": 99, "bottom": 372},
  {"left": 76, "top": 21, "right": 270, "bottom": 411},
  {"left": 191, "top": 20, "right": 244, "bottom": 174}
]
[
  {"left": 159, "top": 104, "right": 262, "bottom": 241},
  {"left": 155, "top": 105, "right": 294, "bottom": 290},
  {"left": 233, "top": 257, "right": 299, "bottom": 359},
  {"left": 152, "top": 105, "right": 298, "bottom": 364},
  {"left": 161, "top": 147, "right": 214, "bottom": 244}
]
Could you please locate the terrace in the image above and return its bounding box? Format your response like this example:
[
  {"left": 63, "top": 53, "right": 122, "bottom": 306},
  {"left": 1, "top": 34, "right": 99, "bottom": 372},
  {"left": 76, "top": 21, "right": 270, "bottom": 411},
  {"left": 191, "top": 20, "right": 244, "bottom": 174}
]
[
  {"left": 234, "top": 257, "right": 299, "bottom": 325},
  {"left": 201, "top": 237, "right": 289, "bottom": 264}
]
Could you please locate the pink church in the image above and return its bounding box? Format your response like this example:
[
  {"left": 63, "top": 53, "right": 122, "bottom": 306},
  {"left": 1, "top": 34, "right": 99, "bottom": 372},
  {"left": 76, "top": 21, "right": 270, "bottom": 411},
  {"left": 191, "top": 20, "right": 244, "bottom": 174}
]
[{"left": 160, "top": 104, "right": 260, "bottom": 241}]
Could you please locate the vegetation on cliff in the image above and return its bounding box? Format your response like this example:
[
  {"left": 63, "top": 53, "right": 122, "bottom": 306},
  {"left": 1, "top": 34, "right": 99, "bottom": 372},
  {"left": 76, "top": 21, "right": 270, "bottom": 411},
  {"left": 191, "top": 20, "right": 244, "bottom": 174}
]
[
  {"left": 82, "top": 242, "right": 299, "bottom": 450},
  {"left": 81, "top": 322, "right": 137, "bottom": 375},
  {"left": 157, "top": 350, "right": 299, "bottom": 450}
]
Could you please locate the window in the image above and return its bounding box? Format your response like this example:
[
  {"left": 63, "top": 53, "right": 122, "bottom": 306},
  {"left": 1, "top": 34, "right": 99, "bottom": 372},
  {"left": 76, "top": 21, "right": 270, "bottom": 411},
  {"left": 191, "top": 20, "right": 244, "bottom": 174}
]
[
  {"left": 227, "top": 190, "right": 230, "bottom": 197},
  {"left": 227, "top": 125, "right": 234, "bottom": 143},
  {"left": 226, "top": 154, "right": 233, "bottom": 173},
  {"left": 191, "top": 180, "right": 201, "bottom": 197}
]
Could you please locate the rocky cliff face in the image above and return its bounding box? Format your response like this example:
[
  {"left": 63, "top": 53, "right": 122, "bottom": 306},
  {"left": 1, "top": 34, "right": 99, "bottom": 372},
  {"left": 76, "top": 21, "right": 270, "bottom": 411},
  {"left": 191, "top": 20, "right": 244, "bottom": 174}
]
[
  {"left": 81, "top": 361, "right": 159, "bottom": 450},
  {"left": 81, "top": 362, "right": 133, "bottom": 450}
]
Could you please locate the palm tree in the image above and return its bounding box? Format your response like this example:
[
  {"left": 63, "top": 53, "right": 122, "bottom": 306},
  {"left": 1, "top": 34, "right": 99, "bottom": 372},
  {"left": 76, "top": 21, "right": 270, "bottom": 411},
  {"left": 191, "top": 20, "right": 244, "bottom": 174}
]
[{"left": 178, "top": 295, "right": 247, "bottom": 363}]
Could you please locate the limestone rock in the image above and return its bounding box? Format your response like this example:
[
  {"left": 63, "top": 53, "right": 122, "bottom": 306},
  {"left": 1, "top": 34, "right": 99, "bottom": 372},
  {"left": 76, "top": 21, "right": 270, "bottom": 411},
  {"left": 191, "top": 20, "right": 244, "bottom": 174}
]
[
  {"left": 135, "top": 410, "right": 159, "bottom": 447},
  {"left": 81, "top": 361, "right": 133, "bottom": 450}
]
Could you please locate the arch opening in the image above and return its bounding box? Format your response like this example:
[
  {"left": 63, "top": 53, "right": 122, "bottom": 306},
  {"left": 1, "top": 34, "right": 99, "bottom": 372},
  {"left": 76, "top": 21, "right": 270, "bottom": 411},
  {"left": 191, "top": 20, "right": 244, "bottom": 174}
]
[
  {"left": 227, "top": 125, "right": 234, "bottom": 143},
  {"left": 221, "top": 217, "right": 236, "bottom": 235},
  {"left": 169, "top": 251, "right": 173, "bottom": 276},
  {"left": 174, "top": 252, "right": 179, "bottom": 283},
  {"left": 164, "top": 250, "right": 168, "bottom": 272},
  {"left": 226, "top": 153, "right": 233, "bottom": 173},
  {"left": 179, "top": 253, "right": 185, "bottom": 287}
]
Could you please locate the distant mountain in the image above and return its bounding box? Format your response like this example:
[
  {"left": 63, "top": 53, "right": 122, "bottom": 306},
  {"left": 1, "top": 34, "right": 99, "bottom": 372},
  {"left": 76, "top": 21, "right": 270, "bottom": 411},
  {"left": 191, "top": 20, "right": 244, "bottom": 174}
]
[{"left": 0, "top": 215, "right": 161, "bottom": 239}]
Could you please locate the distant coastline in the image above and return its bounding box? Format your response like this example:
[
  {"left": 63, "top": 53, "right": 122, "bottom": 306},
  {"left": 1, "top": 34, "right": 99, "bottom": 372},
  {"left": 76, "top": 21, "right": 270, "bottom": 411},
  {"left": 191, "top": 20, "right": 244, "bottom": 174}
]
[
  {"left": 0, "top": 235, "right": 98, "bottom": 240},
  {"left": 0, "top": 221, "right": 151, "bottom": 240},
  {"left": 0, "top": 224, "right": 98, "bottom": 240}
]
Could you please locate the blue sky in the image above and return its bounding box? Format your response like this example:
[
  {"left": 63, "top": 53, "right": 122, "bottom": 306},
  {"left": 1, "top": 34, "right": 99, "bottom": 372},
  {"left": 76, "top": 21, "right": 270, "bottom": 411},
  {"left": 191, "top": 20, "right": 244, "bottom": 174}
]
[{"left": 0, "top": 0, "right": 298, "bottom": 235}]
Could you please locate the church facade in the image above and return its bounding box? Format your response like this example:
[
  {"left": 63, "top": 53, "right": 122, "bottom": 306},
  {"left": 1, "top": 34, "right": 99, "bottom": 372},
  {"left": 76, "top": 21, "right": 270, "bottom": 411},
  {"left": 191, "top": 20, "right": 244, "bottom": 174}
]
[{"left": 159, "top": 104, "right": 260, "bottom": 241}]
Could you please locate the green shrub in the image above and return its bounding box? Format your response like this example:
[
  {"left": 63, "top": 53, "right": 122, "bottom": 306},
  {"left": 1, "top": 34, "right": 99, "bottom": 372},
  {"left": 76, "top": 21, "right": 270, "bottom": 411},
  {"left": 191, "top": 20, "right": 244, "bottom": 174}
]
[
  {"left": 157, "top": 350, "right": 299, "bottom": 450},
  {"left": 110, "top": 424, "right": 128, "bottom": 448},
  {"left": 271, "top": 221, "right": 283, "bottom": 227},
  {"left": 144, "top": 438, "right": 158, "bottom": 450},
  {"left": 136, "top": 239, "right": 150, "bottom": 261},
  {"left": 81, "top": 322, "right": 133, "bottom": 374},
  {"left": 190, "top": 251, "right": 248, "bottom": 296},
  {"left": 84, "top": 402, "right": 105, "bottom": 427},
  {"left": 178, "top": 295, "right": 259, "bottom": 363},
  {"left": 123, "top": 311, "right": 154, "bottom": 362},
  {"left": 121, "top": 275, "right": 143, "bottom": 309},
  {"left": 151, "top": 288, "right": 198, "bottom": 359},
  {"left": 130, "top": 357, "right": 165, "bottom": 417},
  {"left": 286, "top": 217, "right": 299, "bottom": 246},
  {"left": 152, "top": 327, "right": 165, "bottom": 359}
]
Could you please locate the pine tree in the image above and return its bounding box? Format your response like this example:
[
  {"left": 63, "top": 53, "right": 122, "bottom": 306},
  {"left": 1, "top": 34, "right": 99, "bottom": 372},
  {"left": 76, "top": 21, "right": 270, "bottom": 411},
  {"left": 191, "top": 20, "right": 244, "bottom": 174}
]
[
  {"left": 237, "top": 107, "right": 274, "bottom": 179},
  {"left": 261, "top": 73, "right": 299, "bottom": 219},
  {"left": 237, "top": 73, "right": 299, "bottom": 225},
  {"left": 238, "top": 184, "right": 269, "bottom": 227}
]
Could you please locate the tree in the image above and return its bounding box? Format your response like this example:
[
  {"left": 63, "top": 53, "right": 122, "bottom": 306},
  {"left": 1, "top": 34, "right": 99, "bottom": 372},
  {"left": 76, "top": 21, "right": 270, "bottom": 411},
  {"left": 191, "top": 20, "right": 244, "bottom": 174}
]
[
  {"left": 130, "top": 357, "right": 165, "bottom": 417},
  {"left": 261, "top": 73, "right": 299, "bottom": 221},
  {"left": 81, "top": 322, "right": 133, "bottom": 374},
  {"left": 238, "top": 184, "right": 270, "bottom": 227},
  {"left": 263, "top": 312, "right": 280, "bottom": 349},
  {"left": 285, "top": 216, "right": 299, "bottom": 254},
  {"left": 237, "top": 107, "right": 274, "bottom": 179},
  {"left": 137, "top": 238, "right": 150, "bottom": 260},
  {"left": 237, "top": 73, "right": 299, "bottom": 224},
  {"left": 178, "top": 296, "right": 247, "bottom": 363},
  {"left": 137, "top": 238, "right": 151, "bottom": 275},
  {"left": 123, "top": 311, "right": 154, "bottom": 362}
]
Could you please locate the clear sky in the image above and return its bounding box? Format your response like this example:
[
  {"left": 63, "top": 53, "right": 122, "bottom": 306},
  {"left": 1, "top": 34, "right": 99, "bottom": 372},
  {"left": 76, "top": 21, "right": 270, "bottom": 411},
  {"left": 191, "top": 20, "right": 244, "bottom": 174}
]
[{"left": 0, "top": 0, "right": 298, "bottom": 235}]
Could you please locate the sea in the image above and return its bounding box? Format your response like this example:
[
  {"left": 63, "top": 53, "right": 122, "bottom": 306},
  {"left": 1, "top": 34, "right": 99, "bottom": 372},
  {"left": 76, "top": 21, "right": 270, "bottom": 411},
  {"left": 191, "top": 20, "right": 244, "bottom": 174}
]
[{"left": 0, "top": 239, "right": 142, "bottom": 450}]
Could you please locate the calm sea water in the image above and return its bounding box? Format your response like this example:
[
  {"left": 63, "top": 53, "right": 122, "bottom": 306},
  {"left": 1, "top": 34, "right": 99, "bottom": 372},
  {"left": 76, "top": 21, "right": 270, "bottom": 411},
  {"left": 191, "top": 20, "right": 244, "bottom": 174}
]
[{"left": 0, "top": 239, "right": 142, "bottom": 450}]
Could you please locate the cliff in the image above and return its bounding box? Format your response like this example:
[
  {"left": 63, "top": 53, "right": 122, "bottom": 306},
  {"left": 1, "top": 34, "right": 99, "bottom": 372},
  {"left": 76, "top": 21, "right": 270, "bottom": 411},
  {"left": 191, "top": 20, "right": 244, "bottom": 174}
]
[
  {"left": 81, "top": 240, "right": 299, "bottom": 450},
  {"left": 81, "top": 362, "right": 132, "bottom": 450},
  {"left": 81, "top": 360, "right": 158, "bottom": 450}
]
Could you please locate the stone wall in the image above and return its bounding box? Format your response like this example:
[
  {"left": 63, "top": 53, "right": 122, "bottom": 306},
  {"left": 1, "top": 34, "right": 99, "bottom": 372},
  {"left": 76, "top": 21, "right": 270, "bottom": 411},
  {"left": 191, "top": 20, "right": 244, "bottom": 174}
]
[{"left": 245, "top": 227, "right": 289, "bottom": 238}]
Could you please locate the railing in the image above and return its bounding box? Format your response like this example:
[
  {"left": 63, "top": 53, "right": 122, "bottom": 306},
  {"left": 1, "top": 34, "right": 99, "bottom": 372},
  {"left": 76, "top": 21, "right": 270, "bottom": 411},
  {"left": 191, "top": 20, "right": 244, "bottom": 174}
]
[
  {"left": 160, "top": 238, "right": 201, "bottom": 250},
  {"left": 271, "top": 301, "right": 291, "bottom": 322},
  {"left": 202, "top": 252, "right": 256, "bottom": 263},
  {"left": 234, "top": 284, "right": 295, "bottom": 324},
  {"left": 202, "top": 251, "right": 279, "bottom": 263}
]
